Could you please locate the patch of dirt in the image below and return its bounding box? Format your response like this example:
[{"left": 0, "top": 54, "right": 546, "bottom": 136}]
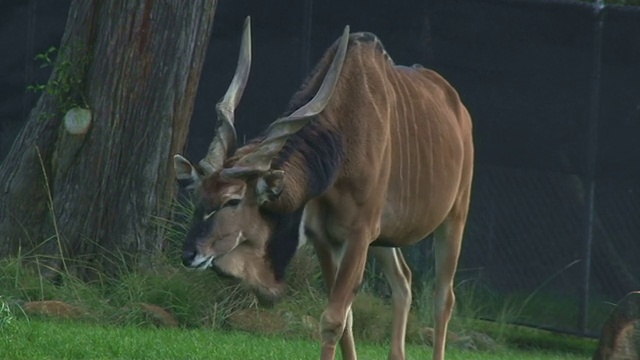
[
  {"left": 419, "top": 327, "right": 498, "bottom": 351},
  {"left": 136, "top": 303, "right": 179, "bottom": 328},
  {"left": 420, "top": 327, "right": 460, "bottom": 346},
  {"left": 22, "top": 300, "right": 83, "bottom": 319},
  {"left": 226, "top": 307, "right": 324, "bottom": 341}
]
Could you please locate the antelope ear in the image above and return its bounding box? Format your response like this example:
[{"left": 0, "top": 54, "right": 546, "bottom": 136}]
[
  {"left": 173, "top": 154, "right": 201, "bottom": 190},
  {"left": 256, "top": 170, "right": 285, "bottom": 204}
]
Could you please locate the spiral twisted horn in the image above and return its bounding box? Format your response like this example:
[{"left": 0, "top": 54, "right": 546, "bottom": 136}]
[
  {"left": 199, "top": 16, "right": 252, "bottom": 175},
  {"left": 221, "top": 25, "right": 350, "bottom": 179}
]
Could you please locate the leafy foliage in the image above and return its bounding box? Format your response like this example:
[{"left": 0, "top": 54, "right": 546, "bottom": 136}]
[
  {"left": 26, "top": 43, "right": 91, "bottom": 119},
  {"left": 0, "top": 297, "right": 15, "bottom": 330}
]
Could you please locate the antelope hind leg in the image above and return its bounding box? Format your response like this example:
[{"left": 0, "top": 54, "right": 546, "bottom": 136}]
[
  {"left": 370, "top": 247, "right": 412, "bottom": 360},
  {"left": 432, "top": 214, "right": 466, "bottom": 360}
]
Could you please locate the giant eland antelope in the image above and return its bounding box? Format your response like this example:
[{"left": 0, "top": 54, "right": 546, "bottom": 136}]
[{"left": 173, "top": 16, "right": 474, "bottom": 360}]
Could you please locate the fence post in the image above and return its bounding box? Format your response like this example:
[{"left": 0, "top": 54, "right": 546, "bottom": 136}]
[
  {"left": 579, "top": 0, "right": 605, "bottom": 335},
  {"left": 300, "top": 0, "right": 313, "bottom": 81}
]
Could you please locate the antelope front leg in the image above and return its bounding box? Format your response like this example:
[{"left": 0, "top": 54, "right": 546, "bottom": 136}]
[
  {"left": 320, "top": 240, "right": 369, "bottom": 360},
  {"left": 313, "top": 238, "right": 357, "bottom": 360}
]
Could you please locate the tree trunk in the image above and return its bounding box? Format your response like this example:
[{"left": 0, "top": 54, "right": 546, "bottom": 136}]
[{"left": 0, "top": 0, "right": 217, "bottom": 278}]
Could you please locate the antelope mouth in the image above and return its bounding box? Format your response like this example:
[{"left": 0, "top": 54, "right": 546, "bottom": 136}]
[{"left": 191, "top": 254, "right": 214, "bottom": 270}]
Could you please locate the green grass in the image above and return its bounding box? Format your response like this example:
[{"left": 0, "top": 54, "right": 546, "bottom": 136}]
[
  {"left": 0, "top": 318, "right": 590, "bottom": 360},
  {"left": 0, "top": 245, "right": 600, "bottom": 360},
  {"left": 0, "top": 196, "right": 600, "bottom": 360},
  {"left": 445, "top": 279, "right": 615, "bottom": 337}
]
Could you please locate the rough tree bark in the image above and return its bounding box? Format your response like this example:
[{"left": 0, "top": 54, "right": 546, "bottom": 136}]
[{"left": 0, "top": 0, "right": 218, "bottom": 277}]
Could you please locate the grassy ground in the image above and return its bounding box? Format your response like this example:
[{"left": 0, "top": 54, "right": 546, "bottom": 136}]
[
  {"left": 0, "top": 318, "right": 592, "bottom": 360},
  {"left": 0, "top": 240, "right": 601, "bottom": 360},
  {"left": 0, "top": 199, "right": 600, "bottom": 359}
]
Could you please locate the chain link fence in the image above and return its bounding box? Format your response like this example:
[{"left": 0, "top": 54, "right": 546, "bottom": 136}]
[{"left": 397, "top": 0, "right": 640, "bottom": 337}]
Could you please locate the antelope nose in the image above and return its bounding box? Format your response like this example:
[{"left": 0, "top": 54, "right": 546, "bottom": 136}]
[{"left": 182, "top": 249, "right": 196, "bottom": 267}]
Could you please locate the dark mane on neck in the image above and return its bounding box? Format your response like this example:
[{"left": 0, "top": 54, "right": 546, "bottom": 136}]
[
  {"left": 272, "top": 35, "right": 347, "bottom": 197},
  {"left": 259, "top": 37, "right": 353, "bottom": 281},
  {"left": 262, "top": 207, "right": 303, "bottom": 281}
]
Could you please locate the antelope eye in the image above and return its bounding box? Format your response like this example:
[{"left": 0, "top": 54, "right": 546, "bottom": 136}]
[{"left": 226, "top": 199, "right": 241, "bottom": 207}]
